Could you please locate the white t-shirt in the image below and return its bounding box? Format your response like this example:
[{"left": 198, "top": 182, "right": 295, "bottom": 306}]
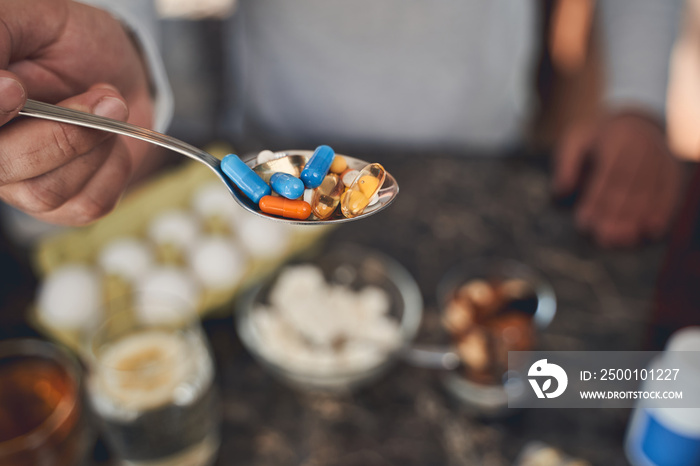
[
  {"left": 222, "top": 0, "right": 537, "bottom": 150},
  {"left": 88, "top": 0, "right": 681, "bottom": 151}
]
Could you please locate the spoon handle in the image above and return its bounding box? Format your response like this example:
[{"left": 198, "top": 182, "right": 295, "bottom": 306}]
[{"left": 18, "top": 99, "right": 221, "bottom": 169}]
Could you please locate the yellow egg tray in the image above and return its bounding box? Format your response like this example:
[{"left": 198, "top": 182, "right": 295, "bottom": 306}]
[{"left": 30, "top": 145, "right": 332, "bottom": 351}]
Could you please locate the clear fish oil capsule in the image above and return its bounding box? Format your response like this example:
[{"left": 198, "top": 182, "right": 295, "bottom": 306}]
[
  {"left": 340, "top": 163, "right": 386, "bottom": 218},
  {"left": 311, "top": 174, "right": 344, "bottom": 219}
]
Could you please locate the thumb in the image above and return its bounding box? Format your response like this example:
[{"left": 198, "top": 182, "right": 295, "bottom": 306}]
[
  {"left": 0, "top": 71, "right": 26, "bottom": 126},
  {"left": 552, "top": 123, "right": 596, "bottom": 197}
]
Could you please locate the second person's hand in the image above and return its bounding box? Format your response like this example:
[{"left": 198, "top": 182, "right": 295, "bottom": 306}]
[{"left": 552, "top": 112, "right": 684, "bottom": 248}]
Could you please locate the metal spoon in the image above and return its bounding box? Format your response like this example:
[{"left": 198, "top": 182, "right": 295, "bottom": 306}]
[
  {"left": 18, "top": 99, "right": 399, "bottom": 225},
  {"left": 401, "top": 345, "right": 462, "bottom": 371}
]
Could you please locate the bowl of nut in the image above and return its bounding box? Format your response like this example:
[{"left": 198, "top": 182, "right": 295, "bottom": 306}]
[
  {"left": 234, "top": 244, "right": 423, "bottom": 392},
  {"left": 436, "top": 259, "right": 556, "bottom": 414}
]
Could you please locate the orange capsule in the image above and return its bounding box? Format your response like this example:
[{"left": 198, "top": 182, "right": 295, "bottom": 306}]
[{"left": 259, "top": 196, "right": 312, "bottom": 220}]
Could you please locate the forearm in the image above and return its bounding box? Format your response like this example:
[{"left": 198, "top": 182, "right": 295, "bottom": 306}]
[
  {"left": 598, "top": 0, "right": 683, "bottom": 120},
  {"left": 74, "top": 0, "right": 173, "bottom": 133}
]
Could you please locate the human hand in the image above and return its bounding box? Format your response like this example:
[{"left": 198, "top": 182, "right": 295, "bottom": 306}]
[
  {"left": 0, "top": 0, "right": 156, "bottom": 225},
  {"left": 552, "top": 112, "right": 684, "bottom": 248}
]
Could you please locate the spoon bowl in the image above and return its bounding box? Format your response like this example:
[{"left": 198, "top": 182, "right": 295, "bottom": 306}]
[
  {"left": 249, "top": 150, "right": 398, "bottom": 223},
  {"left": 18, "top": 99, "right": 399, "bottom": 224}
]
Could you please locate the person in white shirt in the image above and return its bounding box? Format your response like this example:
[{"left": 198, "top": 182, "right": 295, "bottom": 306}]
[{"left": 0, "top": 0, "right": 685, "bottom": 247}]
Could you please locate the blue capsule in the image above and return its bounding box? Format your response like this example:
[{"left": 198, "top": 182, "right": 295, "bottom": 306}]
[
  {"left": 300, "top": 145, "right": 335, "bottom": 189},
  {"left": 220, "top": 154, "right": 271, "bottom": 204},
  {"left": 270, "top": 172, "right": 304, "bottom": 199}
]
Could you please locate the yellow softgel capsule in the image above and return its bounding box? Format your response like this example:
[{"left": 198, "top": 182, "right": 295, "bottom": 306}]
[
  {"left": 312, "top": 174, "right": 344, "bottom": 219},
  {"left": 357, "top": 175, "right": 380, "bottom": 197},
  {"left": 341, "top": 190, "right": 369, "bottom": 217},
  {"left": 340, "top": 163, "right": 386, "bottom": 218},
  {"left": 329, "top": 155, "right": 348, "bottom": 174}
]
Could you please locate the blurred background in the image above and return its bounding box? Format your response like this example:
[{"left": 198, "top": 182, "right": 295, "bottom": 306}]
[
  {"left": 1, "top": 0, "right": 700, "bottom": 465},
  {"left": 155, "top": 0, "right": 700, "bottom": 161}
]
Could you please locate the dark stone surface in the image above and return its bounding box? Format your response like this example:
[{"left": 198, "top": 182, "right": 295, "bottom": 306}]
[
  {"left": 0, "top": 151, "right": 668, "bottom": 466},
  {"left": 204, "top": 151, "right": 665, "bottom": 466}
]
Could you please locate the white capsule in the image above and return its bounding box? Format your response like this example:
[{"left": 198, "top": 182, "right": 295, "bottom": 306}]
[
  {"left": 368, "top": 193, "right": 380, "bottom": 207},
  {"left": 256, "top": 149, "right": 283, "bottom": 165},
  {"left": 303, "top": 188, "right": 315, "bottom": 205},
  {"left": 341, "top": 169, "right": 360, "bottom": 187}
]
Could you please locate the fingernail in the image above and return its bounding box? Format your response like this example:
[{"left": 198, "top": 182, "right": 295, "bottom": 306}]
[
  {"left": 92, "top": 83, "right": 120, "bottom": 93},
  {"left": 0, "top": 77, "right": 25, "bottom": 113},
  {"left": 93, "top": 96, "right": 128, "bottom": 120}
]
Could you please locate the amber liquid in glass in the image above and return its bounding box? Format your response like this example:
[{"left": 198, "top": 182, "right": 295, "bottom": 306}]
[{"left": 0, "top": 356, "right": 85, "bottom": 466}]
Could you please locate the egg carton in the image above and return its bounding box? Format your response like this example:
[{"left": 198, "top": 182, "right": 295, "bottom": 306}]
[{"left": 30, "top": 144, "right": 331, "bottom": 352}]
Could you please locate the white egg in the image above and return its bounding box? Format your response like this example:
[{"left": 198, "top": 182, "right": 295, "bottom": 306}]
[
  {"left": 37, "top": 264, "right": 102, "bottom": 329},
  {"left": 133, "top": 266, "right": 200, "bottom": 324},
  {"left": 98, "top": 237, "right": 154, "bottom": 283},
  {"left": 148, "top": 210, "right": 200, "bottom": 249},
  {"left": 191, "top": 181, "right": 247, "bottom": 222},
  {"left": 234, "top": 214, "right": 291, "bottom": 259},
  {"left": 188, "top": 236, "right": 247, "bottom": 290}
]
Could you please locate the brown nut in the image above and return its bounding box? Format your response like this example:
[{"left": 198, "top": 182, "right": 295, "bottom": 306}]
[
  {"left": 442, "top": 299, "right": 475, "bottom": 335},
  {"left": 498, "top": 278, "right": 533, "bottom": 301},
  {"left": 488, "top": 312, "right": 535, "bottom": 369},
  {"left": 457, "top": 279, "right": 501, "bottom": 319},
  {"left": 489, "top": 312, "right": 534, "bottom": 351},
  {"left": 456, "top": 329, "right": 491, "bottom": 373}
]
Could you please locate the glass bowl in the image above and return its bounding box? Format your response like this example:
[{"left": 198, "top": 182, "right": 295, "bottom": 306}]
[
  {"left": 437, "top": 259, "right": 556, "bottom": 415},
  {"left": 235, "top": 244, "right": 423, "bottom": 392}
]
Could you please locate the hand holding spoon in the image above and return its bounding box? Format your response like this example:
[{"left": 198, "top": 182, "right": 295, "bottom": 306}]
[{"left": 18, "top": 99, "right": 399, "bottom": 225}]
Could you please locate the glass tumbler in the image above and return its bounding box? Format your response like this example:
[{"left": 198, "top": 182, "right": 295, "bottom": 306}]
[
  {"left": 0, "top": 339, "right": 92, "bottom": 466},
  {"left": 85, "top": 293, "right": 220, "bottom": 466}
]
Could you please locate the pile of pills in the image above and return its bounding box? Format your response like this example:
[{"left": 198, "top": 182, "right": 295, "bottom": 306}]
[
  {"left": 442, "top": 278, "right": 537, "bottom": 384},
  {"left": 221, "top": 145, "right": 386, "bottom": 221},
  {"left": 247, "top": 264, "right": 402, "bottom": 376}
]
